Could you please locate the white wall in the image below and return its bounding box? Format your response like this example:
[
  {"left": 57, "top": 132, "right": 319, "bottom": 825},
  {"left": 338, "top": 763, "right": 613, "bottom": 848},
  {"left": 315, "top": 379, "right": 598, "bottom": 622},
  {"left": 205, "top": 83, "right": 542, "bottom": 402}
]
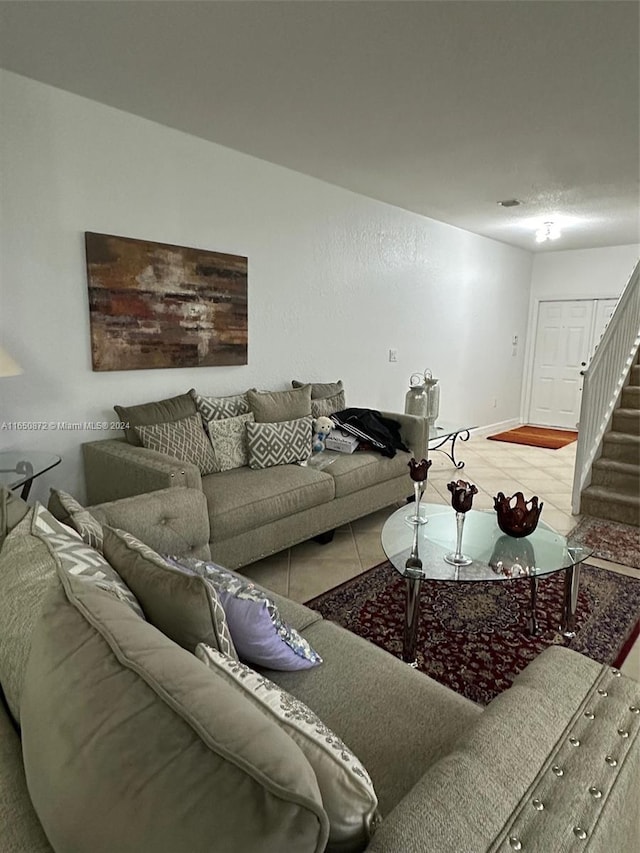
[
  {"left": 530, "top": 245, "right": 639, "bottom": 300},
  {"left": 0, "top": 70, "right": 533, "bottom": 502}
]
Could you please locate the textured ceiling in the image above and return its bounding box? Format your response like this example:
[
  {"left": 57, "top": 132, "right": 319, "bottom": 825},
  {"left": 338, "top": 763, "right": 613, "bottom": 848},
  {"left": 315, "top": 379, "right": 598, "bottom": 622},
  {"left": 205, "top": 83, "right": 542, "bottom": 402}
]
[{"left": 1, "top": 0, "right": 638, "bottom": 252}]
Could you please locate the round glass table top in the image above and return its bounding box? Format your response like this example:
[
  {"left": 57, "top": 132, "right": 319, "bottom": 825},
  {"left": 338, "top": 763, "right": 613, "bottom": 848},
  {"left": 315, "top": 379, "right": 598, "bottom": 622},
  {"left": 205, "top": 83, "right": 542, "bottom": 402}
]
[
  {"left": 0, "top": 451, "right": 62, "bottom": 490},
  {"left": 382, "top": 503, "right": 593, "bottom": 582}
]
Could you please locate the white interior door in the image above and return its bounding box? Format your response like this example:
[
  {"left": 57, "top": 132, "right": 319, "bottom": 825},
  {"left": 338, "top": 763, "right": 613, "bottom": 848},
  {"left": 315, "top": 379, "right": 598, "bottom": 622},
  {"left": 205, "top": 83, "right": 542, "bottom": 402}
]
[
  {"left": 591, "top": 299, "right": 617, "bottom": 356},
  {"left": 529, "top": 300, "right": 595, "bottom": 429}
]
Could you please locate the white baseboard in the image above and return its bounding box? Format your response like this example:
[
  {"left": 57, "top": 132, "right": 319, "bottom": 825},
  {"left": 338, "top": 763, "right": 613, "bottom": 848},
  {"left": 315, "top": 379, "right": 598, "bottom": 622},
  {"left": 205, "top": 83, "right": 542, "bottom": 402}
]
[{"left": 467, "top": 419, "right": 521, "bottom": 438}]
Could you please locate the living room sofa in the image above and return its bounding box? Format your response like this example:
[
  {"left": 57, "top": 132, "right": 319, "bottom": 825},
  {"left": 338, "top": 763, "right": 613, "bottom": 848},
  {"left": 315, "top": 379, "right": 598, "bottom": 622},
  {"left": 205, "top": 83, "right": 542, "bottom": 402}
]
[
  {"left": 1, "top": 485, "right": 638, "bottom": 853},
  {"left": 82, "top": 384, "right": 428, "bottom": 569}
]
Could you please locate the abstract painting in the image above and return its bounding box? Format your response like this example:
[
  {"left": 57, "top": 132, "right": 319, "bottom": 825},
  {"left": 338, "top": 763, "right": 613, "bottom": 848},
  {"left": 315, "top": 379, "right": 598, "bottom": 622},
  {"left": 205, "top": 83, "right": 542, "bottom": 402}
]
[{"left": 85, "top": 232, "right": 248, "bottom": 371}]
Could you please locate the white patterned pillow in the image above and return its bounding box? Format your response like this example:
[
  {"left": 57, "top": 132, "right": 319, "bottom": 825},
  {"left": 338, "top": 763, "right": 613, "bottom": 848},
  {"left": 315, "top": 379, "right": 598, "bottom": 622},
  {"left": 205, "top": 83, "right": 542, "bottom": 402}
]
[
  {"left": 190, "top": 388, "right": 251, "bottom": 421},
  {"left": 135, "top": 413, "right": 216, "bottom": 475},
  {"left": 196, "top": 645, "right": 381, "bottom": 850},
  {"left": 32, "top": 503, "right": 144, "bottom": 618},
  {"left": 50, "top": 489, "right": 104, "bottom": 552},
  {"left": 311, "top": 391, "right": 346, "bottom": 419},
  {"left": 246, "top": 416, "right": 312, "bottom": 469},
  {"left": 207, "top": 412, "right": 254, "bottom": 472}
]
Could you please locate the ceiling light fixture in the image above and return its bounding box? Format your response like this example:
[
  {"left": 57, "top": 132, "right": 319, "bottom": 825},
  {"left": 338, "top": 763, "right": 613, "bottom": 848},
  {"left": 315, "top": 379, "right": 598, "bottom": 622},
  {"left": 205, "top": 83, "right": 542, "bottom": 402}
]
[{"left": 535, "top": 221, "right": 561, "bottom": 243}]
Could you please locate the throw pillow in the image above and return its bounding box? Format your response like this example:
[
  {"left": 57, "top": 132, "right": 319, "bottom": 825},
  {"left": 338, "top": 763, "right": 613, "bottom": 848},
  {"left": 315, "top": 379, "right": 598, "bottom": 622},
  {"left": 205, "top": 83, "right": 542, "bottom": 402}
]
[
  {"left": 189, "top": 388, "right": 251, "bottom": 421},
  {"left": 32, "top": 503, "right": 145, "bottom": 619},
  {"left": 246, "top": 416, "right": 312, "bottom": 469},
  {"left": 164, "top": 555, "right": 322, "bottom": 671},
  {"left": 292, "top": 379, "right": 344, "bottom": 399},
  {"left": 196, "top": 645, "right": 380, "bottom": 851},
  {"left": 49, "top": 488, "right": 104, "bottom": 552},
  {"left": 135, "top": 413, "right": 216, "bottom": 475},
  {"left": 114, "top": 391, "right": 197, "bottom": 446},
  {"left": 311, "top": 391, "right": 346, "bottom": 419},
  {"left": 20, "top": 567, "right": 329, "bottom": 853},
  {"left": 102, "top": 527, "right": 236, "bottom": 658},
  {"left": 247, "top": 384, "right": 312, "bottom": 423},
  {"left": 207, "top": 412, "right": 254, "bottom": 472}
]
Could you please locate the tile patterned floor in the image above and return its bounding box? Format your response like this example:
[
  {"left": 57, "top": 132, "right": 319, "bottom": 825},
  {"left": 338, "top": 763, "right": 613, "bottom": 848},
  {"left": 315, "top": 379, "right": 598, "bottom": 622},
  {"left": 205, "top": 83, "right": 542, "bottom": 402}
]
[{"left": 243, "top": 431, "right": 640, "bottom": 681}]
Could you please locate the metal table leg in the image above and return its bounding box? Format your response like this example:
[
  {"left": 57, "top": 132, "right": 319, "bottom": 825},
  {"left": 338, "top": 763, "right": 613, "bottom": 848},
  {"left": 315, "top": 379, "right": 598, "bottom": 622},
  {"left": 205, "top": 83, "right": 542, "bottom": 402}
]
[
  {"left": 561, "top": 563, "right": 581, "bottom": 637},
  {"left": 528, "top": 575, "right": 539, "bottom": 635},
  {"left": 403, "top": 575, "right": 423, "bottom": 667},
  {"left": 428, "top": 429, "right": 470, "bottom": 469}
]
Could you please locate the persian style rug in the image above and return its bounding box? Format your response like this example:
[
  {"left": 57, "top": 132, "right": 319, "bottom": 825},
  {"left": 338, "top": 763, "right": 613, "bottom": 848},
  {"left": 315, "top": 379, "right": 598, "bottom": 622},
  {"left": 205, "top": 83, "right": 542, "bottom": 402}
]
[
  {"left": 486, "top": 425, "right": 578, "bottom": 450},
  {"left": 307, "top": 561, "right": 640, "bottom": 705},
  {"left": 568, "top": 516, "right": 640, "bottom": 569}
]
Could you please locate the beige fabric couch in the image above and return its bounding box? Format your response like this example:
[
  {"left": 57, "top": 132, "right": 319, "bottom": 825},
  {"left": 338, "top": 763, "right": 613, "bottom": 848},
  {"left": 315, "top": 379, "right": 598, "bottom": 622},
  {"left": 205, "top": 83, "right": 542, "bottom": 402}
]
[
  {"left": 83, "top": 409, "right": 427, "bottom": 569},
  {"left": 1, "top": 486, "right": 639, "bottom": 853}
]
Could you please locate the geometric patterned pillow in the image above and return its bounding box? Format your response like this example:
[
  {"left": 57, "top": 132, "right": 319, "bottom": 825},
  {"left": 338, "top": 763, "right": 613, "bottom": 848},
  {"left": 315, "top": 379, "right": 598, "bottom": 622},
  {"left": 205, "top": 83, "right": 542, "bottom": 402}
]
[
  {"left": 31, "top": 503, "right": 145, "bottom": 619},
  {"left": 135, "top": 413, "right": 216, "bottom": 475},
  {"left": 49, "top": 489, "right": 104, "bottom": 552},
  {"left": 246, "top": 416, "right": 312, "bottom": 470},
  {"left": 207, "top": 412, "right": 254, "bottom": 473},
  {"left": 190, "top": 388, "right": 251, "bottom": 422},
  {"left": 311, "top": 391, "right": 346, "bottom": 419},
  {"left": 195, "top": 644, "right": 381, "bottom": 850}
]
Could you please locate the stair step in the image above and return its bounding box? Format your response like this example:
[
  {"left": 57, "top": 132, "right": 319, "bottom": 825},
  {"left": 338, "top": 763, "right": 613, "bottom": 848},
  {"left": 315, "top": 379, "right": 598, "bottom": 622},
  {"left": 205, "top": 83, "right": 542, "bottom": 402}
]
[
  {"left": 580, "top": 485, "right": 640, "bottom": 526},
  {"left": 631, "top": 364, "right": 640, "bottom": 385},
  {"left": 612, "top": 408, "right": 640, "bottom": 434},
  {"left": 601, "top": 431, "right": 640, "bottom": 465},
  {"left": 621, "top": 386, "right": 640, "bottom": 408},
  {"left": 591, "top": 459, "right": 640, "bottom": 495}
]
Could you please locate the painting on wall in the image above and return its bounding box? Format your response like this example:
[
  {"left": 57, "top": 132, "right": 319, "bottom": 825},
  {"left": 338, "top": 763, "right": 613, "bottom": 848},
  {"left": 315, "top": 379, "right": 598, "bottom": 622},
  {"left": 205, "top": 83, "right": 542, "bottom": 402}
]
[{"left": 85, "top": 232, "right": 248, "bottom": 371}]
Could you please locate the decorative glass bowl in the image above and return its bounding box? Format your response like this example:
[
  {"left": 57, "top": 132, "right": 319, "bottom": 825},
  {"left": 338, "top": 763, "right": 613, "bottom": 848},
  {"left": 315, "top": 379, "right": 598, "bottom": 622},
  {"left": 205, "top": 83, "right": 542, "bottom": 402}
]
[{"left": 493, "top": 491, "right": 543, "bottom": 538}]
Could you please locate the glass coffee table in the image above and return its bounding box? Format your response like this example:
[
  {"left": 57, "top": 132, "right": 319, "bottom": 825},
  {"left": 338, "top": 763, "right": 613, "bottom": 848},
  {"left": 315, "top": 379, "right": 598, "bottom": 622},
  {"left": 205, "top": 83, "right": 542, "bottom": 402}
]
[
  {"left": 0, "top": 451, "right": 61, "bottom": 499},
  {"left": 428, "top": 422, "right": 475, "bottom": 469},
  {"left": 381, "top": 503, "right": 593, "bottom": 666}
]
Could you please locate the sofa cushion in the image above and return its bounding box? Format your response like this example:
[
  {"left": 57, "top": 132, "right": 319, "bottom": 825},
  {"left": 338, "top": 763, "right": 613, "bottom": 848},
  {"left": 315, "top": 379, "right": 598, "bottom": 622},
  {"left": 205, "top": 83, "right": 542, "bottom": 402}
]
[
  {"left": 247, "top": 416, "right": 312, "bottom": 469},
  {"left": 20, "top": 569, "right": 329, "bottom": 853},
  {"left": 115, "top": 391, "right": 197, "bottom": 446},
  {"left": 49, "top": 488, "right": 104, "bottom": 551},
  {"left": 197, "top": 645, "right": 380, "bottom": 851},
  {"left": 166, "top": 556, "right": 322, "bottom": 671},
  {"left": 135, "top": 413, "right": 216, "bottom": 475},
  {"left": 102, "top": 527, "right": 237, "bottom": 658},
  {"left": 293, "top": 379, "right": 344, "bottom": 399},
  {"left": 207, "top": 411, "right": 254, "bottom": 472},
  {"left": 201, "top": 464, "right": 335, "bottom": 541},
  {"left": 248, "top": 384, "right": 312, "bottom": 423},
  {"left": 325, "top": 450, "right": 412, "bottom": 498},
  {"left": 190, "top": 387, "right": 251, "bottom": 421}
]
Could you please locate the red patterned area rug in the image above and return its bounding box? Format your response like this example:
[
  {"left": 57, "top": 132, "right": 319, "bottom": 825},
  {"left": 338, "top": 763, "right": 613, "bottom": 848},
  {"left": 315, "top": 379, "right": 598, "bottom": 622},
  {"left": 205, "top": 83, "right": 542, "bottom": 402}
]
[
  {"left": 306, "top": 561, "right": 640, "bottom": 705},
  {"left": 567, "top": 516, "right": 640, "bottom": 569}
]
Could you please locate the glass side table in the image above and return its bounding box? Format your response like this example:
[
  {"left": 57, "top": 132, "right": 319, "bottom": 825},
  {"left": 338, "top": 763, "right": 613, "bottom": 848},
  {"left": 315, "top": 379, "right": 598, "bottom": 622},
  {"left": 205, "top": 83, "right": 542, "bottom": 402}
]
[{"left": 0, "top": 451, "right": 61, "bottom": 500}]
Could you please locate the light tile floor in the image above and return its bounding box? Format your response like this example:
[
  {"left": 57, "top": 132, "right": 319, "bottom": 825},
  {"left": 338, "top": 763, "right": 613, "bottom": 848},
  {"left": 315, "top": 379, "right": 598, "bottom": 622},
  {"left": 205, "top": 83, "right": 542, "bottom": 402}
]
[{"left": 243, "top": 431, "right": 640, "bottom": 680}]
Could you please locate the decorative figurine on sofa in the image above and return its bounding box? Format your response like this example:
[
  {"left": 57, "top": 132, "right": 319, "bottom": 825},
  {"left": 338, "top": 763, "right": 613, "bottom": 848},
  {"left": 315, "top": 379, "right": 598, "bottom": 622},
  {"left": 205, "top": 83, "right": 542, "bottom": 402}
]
[{"left": 312, "top": 416, "right": 334, "bottom": 453}]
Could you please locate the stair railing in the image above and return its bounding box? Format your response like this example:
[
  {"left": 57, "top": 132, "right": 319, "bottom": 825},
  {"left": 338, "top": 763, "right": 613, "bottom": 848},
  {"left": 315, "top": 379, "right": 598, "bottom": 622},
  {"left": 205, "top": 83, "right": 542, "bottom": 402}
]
[{"left": 572, "top": 260, "right": 640, "bottom": 514}]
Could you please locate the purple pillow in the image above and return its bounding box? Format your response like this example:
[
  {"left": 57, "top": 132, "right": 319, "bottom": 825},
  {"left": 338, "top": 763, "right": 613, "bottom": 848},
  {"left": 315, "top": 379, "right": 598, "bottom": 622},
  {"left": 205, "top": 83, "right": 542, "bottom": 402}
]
[{"left": 164, "top": 556, "right": 322, "bottom": 671}]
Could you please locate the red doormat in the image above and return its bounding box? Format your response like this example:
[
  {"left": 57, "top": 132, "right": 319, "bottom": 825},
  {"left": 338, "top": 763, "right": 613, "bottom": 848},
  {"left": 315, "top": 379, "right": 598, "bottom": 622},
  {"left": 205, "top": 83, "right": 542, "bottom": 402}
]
[
  {"left": 487, "top": 425, "right": 578, "bottom": 449},
  {"left": 306, "top": 561, "right": 640, "bottom": 705}
]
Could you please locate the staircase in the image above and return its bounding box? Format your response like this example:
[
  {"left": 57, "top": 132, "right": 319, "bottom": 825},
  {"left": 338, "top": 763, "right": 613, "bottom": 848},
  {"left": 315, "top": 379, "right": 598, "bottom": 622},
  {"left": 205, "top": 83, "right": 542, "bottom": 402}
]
[{"left": 580, "top": 349, "right": 640, "bottom": 525}]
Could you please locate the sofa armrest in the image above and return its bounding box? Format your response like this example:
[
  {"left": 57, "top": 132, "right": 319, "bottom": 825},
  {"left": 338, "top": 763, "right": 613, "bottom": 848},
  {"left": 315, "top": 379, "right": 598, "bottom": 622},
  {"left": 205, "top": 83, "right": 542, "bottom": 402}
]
[
  {"left": 83, "top": 439, "right": 202, "bottom": 505},
  {"left": 366, "top": 647, "right": 640, "bottom": 852},
  {"left": 378, "top": 411, "right": 428, "bottom": 459}
]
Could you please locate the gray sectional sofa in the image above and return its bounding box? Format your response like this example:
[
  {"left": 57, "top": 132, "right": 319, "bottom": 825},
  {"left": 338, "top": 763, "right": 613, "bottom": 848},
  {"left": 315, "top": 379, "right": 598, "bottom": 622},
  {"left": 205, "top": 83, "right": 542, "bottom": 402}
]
[
  {"left": 1, "top": 485, "right": 639, "bottom": 853},
  {"left": 82, "top": 385, "right": 428, "bottom": 569}
]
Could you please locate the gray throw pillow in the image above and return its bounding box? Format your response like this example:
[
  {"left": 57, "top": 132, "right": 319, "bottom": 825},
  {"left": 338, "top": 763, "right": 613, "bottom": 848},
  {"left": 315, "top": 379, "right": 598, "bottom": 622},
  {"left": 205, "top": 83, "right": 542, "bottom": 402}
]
[
  {"left": 190, "top": 388, "right": 251, "bottom": 422},
  {"left": 246, "top": 416, "right": 312, "bottom": 469},
  {"left": 247, "top": 385, "right": 312, "bottom": 423},
  {"left": 311, "top": 391, "right": 346, "bottom": 419},
  {"left": 49, "top": 488, "right": 104, "bottom": 552},
  {"left": 135, "top": 413, "right": 216, "bottom": 475},
  {"left": 207, "top": 412, "right": 254, "bottom": 472},
  {"left": 114, "top": 391, "right": 197, "bottom": 446},
  {"left": 102, "top": 526, "right": 236, "bottom": 658},
  {"left": 292, "top": 379, "right": 343, "bottom": 399}
]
